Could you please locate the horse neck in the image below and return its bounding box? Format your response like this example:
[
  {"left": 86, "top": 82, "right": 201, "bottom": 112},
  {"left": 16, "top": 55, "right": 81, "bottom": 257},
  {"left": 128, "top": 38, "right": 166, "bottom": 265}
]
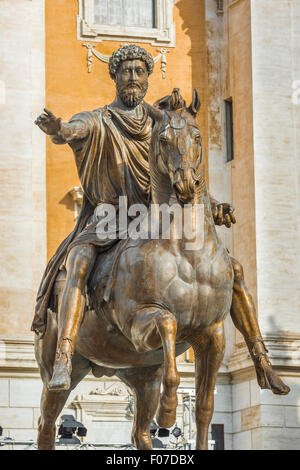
[{"left": 149, "top": 159, "right": 218, "bottom": 252}]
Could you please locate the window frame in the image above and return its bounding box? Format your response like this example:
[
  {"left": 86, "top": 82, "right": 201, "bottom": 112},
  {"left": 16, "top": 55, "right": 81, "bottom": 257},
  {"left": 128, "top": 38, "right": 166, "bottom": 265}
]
[
  {"left": 224, "top": 98, "right": 234, "bottom": 162},
  {"left": 77, "top": 0, "right": 176, "bottom": 47},
  {"left": 211, "top": 423, "right": 225, "bottom": 450}
]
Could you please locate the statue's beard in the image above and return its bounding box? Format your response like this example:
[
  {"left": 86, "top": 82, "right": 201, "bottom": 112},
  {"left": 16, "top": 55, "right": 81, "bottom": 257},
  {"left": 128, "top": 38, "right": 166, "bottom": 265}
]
[{"left": 117, "top": 82, "right": 148, "bottom": 108}]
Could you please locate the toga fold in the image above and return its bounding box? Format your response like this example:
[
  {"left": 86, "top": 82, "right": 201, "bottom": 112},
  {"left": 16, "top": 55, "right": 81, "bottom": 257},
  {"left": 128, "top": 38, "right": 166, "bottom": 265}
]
[{"left": 32, "top": 104, "right": 152, "bottom": 336}]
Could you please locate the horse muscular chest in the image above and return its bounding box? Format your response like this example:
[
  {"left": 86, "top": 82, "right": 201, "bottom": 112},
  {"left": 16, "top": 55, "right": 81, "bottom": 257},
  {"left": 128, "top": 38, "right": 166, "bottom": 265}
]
[{"left": 144, "top": 241, "right": 234, "bottom": 330}]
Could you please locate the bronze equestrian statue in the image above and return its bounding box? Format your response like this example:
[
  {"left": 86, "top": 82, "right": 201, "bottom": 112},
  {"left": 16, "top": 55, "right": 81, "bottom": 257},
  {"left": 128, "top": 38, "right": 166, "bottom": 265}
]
[{"left": 33, "top": 45, "right": 289, "bottom": 450}]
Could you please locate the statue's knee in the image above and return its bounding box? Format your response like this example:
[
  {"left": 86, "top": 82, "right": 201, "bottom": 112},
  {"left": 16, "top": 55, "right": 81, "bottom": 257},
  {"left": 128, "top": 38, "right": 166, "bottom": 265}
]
[
  {"left": 71, "top": 261, "right": 88, "bottom": 283},
  {"left": 232, "top": 259, "right": 244, "bottom": 281}
]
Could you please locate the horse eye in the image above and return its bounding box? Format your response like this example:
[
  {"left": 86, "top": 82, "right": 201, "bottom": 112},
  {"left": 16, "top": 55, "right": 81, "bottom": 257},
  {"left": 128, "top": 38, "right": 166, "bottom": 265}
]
[{"left": 194, "top": 134, "right": 201, "bottom": 142}]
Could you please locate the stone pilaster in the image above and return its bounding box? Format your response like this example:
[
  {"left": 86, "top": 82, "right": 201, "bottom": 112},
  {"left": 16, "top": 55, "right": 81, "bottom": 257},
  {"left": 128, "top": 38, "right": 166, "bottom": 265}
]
[
  {"left": 227, "top": 0, "right": 300, "bottom": 449},
  {"left": 0, "top": 0, "right": 46, "bottom": 441},
  {"left": 0, "top": 0, "right": 46, "bottom": 338}
]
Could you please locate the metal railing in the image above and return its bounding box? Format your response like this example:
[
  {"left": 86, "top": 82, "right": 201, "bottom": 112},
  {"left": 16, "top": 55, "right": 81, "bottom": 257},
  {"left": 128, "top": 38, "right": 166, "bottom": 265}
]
[{"left": 0, "top": 437, "right": 215, "bottom": 451}]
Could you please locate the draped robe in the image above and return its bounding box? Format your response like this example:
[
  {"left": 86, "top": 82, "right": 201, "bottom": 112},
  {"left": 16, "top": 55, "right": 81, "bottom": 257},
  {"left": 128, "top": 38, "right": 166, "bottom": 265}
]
[{"left": 31, "top": 105, "right": 152, "bottom": 335}]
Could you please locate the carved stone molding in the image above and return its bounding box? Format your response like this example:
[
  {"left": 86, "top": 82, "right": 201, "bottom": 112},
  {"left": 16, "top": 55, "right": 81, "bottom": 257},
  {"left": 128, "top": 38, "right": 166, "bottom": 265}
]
[
  {"left": 77, "top": 0, "right": 176, "bottom": 47},
  {"left": 89, "top": 382, "right": 133, "bottom": 398},
  {"left": 83, "top": 42, "right": 170, "bottom": 79},
  {"left": 0, "top": 337, "right": 38, "bottom": 376}
]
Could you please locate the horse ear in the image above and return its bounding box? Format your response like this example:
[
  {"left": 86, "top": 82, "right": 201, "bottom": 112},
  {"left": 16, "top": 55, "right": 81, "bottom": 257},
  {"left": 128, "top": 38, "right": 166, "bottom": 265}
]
[
  {"left": 153, "top": 95, "right": 171, "bottom": 110},
  {"left": 144, "top": 102, "right": 164, "bottom": 123},
  {"left": 188, "top": 89, "right": 201, "bottom": 116}
]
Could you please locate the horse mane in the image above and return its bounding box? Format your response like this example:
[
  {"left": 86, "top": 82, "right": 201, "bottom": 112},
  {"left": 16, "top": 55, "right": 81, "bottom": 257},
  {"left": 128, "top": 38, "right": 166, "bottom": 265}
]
[
  {"left": 153, "top": 88, "right": 198, "bottom": 127},
  {"left": 153, "top": 88, "right": 186, "bottom": 112}
]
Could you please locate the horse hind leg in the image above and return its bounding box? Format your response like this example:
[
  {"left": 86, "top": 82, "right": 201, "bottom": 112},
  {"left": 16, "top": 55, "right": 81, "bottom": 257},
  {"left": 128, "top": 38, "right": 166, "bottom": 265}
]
[
  {"left": 129, "top": 308, "right": 180, "bottom": 428},
  {"left": 116, "top": 364, "right": 163, "bottom": 450},
  {"left": 37, "top": 386, "right": 71, "bottom": 450},
  {"left": 189, "top": 321, "right": 225, "bottom": 450}
]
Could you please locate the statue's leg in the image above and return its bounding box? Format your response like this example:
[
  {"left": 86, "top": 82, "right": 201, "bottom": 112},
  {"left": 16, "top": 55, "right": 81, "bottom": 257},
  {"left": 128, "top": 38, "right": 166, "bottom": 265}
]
[
  {"left": 116, "top": 364, "right": 163, "bottom": 450},
  {"left": 37, "top": 352, "right": 91, "bottom": 450},
  {"left": 189, "top": 321, "right": 225, "bottom": 450},
  {"left": 129, "top": 307, "right": 180, "bottom": 428},
  {"left": 48, "top": 244, "right": 97, "bottom": 391},
  {"left": 230, "top": 257, "right": 290, "bottom": 395}
]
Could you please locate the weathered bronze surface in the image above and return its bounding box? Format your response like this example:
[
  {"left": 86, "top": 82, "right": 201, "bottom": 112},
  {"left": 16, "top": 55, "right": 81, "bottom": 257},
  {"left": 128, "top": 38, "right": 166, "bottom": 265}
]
[{"left": 33, "top": 45, "right": 289, "bottom": 451}]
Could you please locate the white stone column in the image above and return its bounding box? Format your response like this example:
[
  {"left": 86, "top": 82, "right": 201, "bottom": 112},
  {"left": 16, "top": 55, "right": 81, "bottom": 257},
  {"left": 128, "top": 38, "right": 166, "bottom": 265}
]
[
  {"left": 211, "top": 0, "right": 300, "bottom": 450},
  {"left": 0, "top": 0, "right": 46, "bottom": 440},
  {"left": 251, "top": 0, "right": 300, "bottom": 342},
  {"left": 0, "top": 0, "right": 46, "bottom": 340},
  {"left": 233, "top": 0, "right": 300, "bottom": 450}
]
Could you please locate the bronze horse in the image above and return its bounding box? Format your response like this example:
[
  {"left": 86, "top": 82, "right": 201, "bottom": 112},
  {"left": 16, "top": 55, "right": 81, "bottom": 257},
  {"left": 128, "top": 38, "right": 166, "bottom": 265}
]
[{"left": 35, "top": 89, "right": 233, "bottom": 450}]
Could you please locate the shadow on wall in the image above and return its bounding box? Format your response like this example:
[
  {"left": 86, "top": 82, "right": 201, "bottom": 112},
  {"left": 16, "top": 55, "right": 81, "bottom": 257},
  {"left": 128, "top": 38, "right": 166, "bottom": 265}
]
[
  {"left": 175, "top": 0, "right": 209, "bottom": 174},
  {"left": 176, "top": 0, "right": 206, "bottom": 94}
]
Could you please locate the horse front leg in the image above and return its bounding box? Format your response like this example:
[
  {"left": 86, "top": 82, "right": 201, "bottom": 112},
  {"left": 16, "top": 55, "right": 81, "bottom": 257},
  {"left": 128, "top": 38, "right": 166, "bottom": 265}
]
[
  {"left": 129, "top": 308, "right": 180, "bottom": 428},
  {"left": 155, "top": 311, "right": 180, "bottom": 428},
  {"left": 189, "top": 321, "right": 225, "bottom": 450}
]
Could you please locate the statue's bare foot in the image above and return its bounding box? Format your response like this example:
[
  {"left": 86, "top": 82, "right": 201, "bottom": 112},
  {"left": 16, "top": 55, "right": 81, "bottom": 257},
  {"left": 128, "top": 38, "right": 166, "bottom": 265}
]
[
  {"left": 255, "top": 356, "right": 290, "bottom": 395},
  {"left": 48, "top": 349, "right": 72, "bottom": 391}
]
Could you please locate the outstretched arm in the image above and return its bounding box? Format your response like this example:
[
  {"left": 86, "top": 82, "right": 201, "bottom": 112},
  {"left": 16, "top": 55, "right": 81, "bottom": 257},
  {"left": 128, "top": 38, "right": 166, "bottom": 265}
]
[
  {"left": 34, "top": 108, "right": 89, "bottom": 144},
  {"left": 209, "top": 193, "right": 236, "bottom": 228}
]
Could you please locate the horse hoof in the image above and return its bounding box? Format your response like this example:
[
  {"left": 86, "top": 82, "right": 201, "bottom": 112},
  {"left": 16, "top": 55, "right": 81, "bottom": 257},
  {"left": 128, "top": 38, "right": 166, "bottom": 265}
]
[
  {"left": 37, "top": 443, "right": 56, "bottom": 450},
  {"left": 156, "top": 406, "right": 176, "bottom": 428},
  {"left": 132, "top": 432, "right": 152, "bottom": 450}
]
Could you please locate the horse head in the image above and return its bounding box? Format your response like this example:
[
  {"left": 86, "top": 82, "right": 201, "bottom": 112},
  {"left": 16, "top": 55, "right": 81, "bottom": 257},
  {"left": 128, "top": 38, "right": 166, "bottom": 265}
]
[{"left": 147, "top": 88, "right": 204, "bottom": 204}]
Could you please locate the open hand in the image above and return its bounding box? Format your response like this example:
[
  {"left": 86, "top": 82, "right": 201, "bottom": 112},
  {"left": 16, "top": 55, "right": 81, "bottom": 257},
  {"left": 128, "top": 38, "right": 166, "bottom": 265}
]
[
  {"left": 34, "top": 108, "right": 61, "bottom": 135},
  {"left": 213, "top": 203, "right": 236, "bottom": 228}
]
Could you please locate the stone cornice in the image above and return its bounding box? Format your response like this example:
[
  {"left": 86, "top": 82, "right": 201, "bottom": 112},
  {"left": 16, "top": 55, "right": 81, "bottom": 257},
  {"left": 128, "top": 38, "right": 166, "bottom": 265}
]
[
  {"left": 0, "top": 338, "right": 198, "bottom": 382},
  {"left": 0, "top": 337, "right": 37, "bottom": 376},
  {"left": 2, "top": 336, "right": 298, "bottom": 385}
]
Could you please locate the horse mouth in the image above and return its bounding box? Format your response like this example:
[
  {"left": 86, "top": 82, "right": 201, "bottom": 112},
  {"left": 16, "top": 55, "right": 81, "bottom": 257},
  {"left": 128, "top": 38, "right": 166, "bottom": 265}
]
[
  {"left": 174, "top": 184, "right": 194, "bottom": 204},
  {"left": 173, "top": 173, "right": 197, "bottom": 204}
]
